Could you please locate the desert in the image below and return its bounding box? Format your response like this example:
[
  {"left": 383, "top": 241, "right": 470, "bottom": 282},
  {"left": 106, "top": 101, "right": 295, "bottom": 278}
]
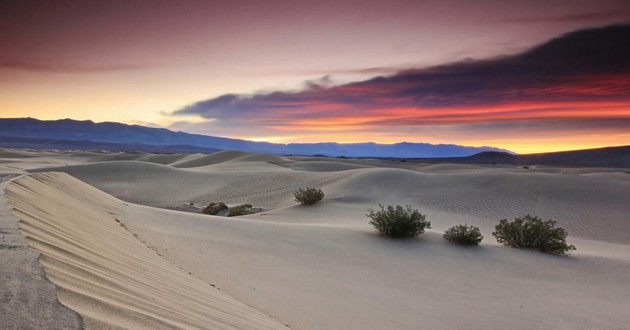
[
  {"left": 2, "top": 148, "right": 630, "bottom": 329},
  {"left": 2, "top": 2, "right": 630, "bottom": 328}
]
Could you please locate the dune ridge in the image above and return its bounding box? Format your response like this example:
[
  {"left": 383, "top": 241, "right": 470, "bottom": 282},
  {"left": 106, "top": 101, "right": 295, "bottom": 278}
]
[
  {"left": 0, "top": 147, "right": 32, "bottom": 158},
  {"left": 6, "top": 172, "right": 287, "bottom": 330},
  {"left": 30, "top": 160, "right": 349, "bottom": 210}
]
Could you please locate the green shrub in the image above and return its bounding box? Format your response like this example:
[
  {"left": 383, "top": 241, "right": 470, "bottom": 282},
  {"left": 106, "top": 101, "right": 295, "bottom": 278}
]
[
  {"left": 294, "top": 187, "right": 325, "bottom": 205},
  {"left": 492, "top": 214, "right": 576, "bottom": 255},
  {"left": 367, "top": 204, "right": 431, "bottom": 238},
  {"left": 443, "top": 224, "right": 483, "bottom": 246},
  {"left": 202, "top": 202, "right": 228, "bottom": 215}
]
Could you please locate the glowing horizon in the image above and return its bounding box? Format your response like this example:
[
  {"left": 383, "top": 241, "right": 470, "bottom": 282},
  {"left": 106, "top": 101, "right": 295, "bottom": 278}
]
[{"left": 1, "top": 1, "right": 629, "bottom": 154}]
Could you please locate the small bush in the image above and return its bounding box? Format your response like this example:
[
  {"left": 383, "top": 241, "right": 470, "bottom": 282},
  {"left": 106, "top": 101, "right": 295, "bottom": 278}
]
[
  {"left": 202, "top": 202, "right": 228, "bottom": 215},
  {"left": 367, "top": 204, "right": 431, "bottom": 238},
  {"left": 294, "top": 187, "right": 325, "bottom": 205},
  {"left": 443, "top": 224, "right": 483, "bottom": 246},
  {"left": 492, "top": 214, "right": 576, "bottom": 255}
]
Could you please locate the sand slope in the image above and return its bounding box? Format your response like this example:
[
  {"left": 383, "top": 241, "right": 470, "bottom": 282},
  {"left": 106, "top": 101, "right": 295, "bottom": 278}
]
[
  {"left": 120, "top": 190, "right": 630, "bottom": 330},
  {"left": 6, "top": 172, "right": 287, "bottom": 330},
  {"left": 328, "top": 167, "right": 630, "bottom": 244},
  {"left": 3, "top": 150, "right": 630, "bottom": 329},
  {"left": 0, "top": 147, "right": 33, "bottom": 158},
  {"left": 0, "top": 175, "right": 82, "bottom": 329},
  {"left": 31, "top": 160, "right": 349, "bottom": 210}
]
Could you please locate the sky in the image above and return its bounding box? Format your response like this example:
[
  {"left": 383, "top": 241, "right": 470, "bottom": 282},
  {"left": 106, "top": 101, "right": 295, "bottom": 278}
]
[{"left": 1, "top": 0, "right": 629, "bottom": 153}]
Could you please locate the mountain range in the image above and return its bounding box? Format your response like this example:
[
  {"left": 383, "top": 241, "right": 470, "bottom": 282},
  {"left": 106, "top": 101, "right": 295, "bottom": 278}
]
[{"left": 0, "top": 118, "right": 507, "bottom": 157}]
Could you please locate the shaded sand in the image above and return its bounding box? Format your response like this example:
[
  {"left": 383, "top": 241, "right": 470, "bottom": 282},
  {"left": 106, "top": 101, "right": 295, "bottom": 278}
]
[{"left": 6, "top": 172, "right": 287, "bottom": 329}]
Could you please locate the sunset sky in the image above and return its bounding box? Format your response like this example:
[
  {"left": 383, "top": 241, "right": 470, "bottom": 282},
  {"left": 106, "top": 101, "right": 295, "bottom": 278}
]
[{"left": 1, "top": 0, "right": 629, "bottom": 153}]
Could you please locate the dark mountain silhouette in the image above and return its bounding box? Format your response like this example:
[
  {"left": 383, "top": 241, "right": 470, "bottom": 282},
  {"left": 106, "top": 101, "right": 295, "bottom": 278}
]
[{"left": 0, "top": 118, "right": 508, "bottom": 157}]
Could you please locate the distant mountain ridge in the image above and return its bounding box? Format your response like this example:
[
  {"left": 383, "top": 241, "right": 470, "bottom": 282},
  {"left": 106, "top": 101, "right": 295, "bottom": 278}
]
[
  {"left": 0, "top": 135, "right": 221, "bottom": 154},
  {"left": 0, "top": 118, "right": 508, "bottom": 157}
]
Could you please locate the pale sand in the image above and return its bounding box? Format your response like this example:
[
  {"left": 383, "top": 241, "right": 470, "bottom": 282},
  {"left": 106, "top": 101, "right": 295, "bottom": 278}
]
[
  {"left": 2, "top": 150, "right": 630, "bottom": 329},
  {"left": 0, "top": 175, "right": 82, "bottom": 329},
  {"left": 5, "top": 172, "right": 287, "bottom": 329}
]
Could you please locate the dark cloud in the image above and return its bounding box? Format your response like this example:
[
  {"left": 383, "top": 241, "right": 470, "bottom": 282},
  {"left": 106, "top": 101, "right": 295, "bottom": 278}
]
[{"left": 174, "top": 24, "right": 630, "bottom": 125}]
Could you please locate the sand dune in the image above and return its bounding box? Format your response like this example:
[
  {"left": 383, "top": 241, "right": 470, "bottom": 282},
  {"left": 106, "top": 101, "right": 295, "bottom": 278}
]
[
  {"left": 30, "top": 156, "right": 630, "bottom": 243},
  {"left": 87, "top": 152, "right": 192, "bottom": 165},
  {"left": 170, "top": 151, "right": 250, "bottom": 168},
  {"left": 6, "top": 172, "right": 287, "bottom": 329},
  {"left": 0, "top": 147, "right": 33, "bottom": 158},
  {"left": 0, "top": 175, "right": 81, "bottom": 329},
  {"left": 30, "top": 160, "right": 349, "bottom": 210},
  {"left": 2, "top": 150, "right": 630, "bottom": 329},
  {"left": 327, "top": 167, "right": 630, "bottom": 243},
  {"left": 278, "top": 160, "right": 372, "bottom": 172},
  {"left": 170, "top": 151, "right": 287, "bottom": 168},
  {"left": 7, "top": 171, "right": 628, "bottom": 330}
]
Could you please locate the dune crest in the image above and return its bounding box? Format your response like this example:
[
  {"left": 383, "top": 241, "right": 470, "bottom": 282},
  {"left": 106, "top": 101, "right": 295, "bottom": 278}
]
[{"left": 6, "top": 172, "right": 287, "bottom": 330}]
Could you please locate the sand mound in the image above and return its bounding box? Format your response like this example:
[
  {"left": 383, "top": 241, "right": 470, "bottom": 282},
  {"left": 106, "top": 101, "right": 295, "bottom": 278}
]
[
  {"left": 136, "top": 153, "right": 191, "bottom": 165},
  {"left": 87, "top": 152, "right": 190, "bottom": 165},
  {"left": 280, "top": 160, "right": 371, "bottom": 172},
  {"left": 3, "top": 150, "right": 630, "bottom": 330},
  {"left": 328, "top": 167, "right": 630, "bottom": 243},
  {"left": 232, "top": 153, "right": 287, "bottom": 163},
  {"left": 416, "top": 163, "right": 491, "bottom": 172},
  {"left": 171, "top": 151, "right": 287, "bottom": 168},
  {"left": 29, "top": 160, "right": 180, "bottom": 180},
  {"left": 6, "top": 172, "right": 287, "bottom": 329},
  {"left": 171, "top": 151, "right": 248, "bottom": 168},
  {"left": 29, "top": 160, "right": 347, "bottom": 210},
  {"left": 0, "top": 147, "right": 32, "bottom": 158},
  {"left": 120, "top": 191, "right": 630, "bottom": 330}
]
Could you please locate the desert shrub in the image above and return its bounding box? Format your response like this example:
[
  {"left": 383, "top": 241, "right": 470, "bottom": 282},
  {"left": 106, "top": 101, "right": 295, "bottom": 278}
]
[
  {"left": 294, "top": 187, "right": 325, "bottom": 205},
  {"left": 228, "top": 204, "right": 254, "bottom": 217},
  {"left": 367, "top": 204, "right": 431, "bottom": 238},
  {"left": 202, "top": 202, "right": 228, "bottom": 215},
  {"left": 492, "top": 214, "right": 576, "bottom": 255},
  {"left": 443, "top": 224, "right": 483, "bottom": 246}
]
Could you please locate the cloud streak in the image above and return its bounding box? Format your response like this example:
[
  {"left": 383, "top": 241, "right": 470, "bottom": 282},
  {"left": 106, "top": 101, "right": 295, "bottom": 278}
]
[{"left": 173, "top": 25, "right": 630, "bottom": 149}]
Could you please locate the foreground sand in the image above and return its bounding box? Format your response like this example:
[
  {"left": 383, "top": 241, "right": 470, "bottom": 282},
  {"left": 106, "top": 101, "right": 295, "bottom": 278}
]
[
  {"left": 1, "top": 149, "right": 630, "bottom": 329},
  {"left": 0, "top": 175, "right": 81, "bottom": 329},
  {"left": 5, "top": 173, "right": 287, "bottom": 329}
]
